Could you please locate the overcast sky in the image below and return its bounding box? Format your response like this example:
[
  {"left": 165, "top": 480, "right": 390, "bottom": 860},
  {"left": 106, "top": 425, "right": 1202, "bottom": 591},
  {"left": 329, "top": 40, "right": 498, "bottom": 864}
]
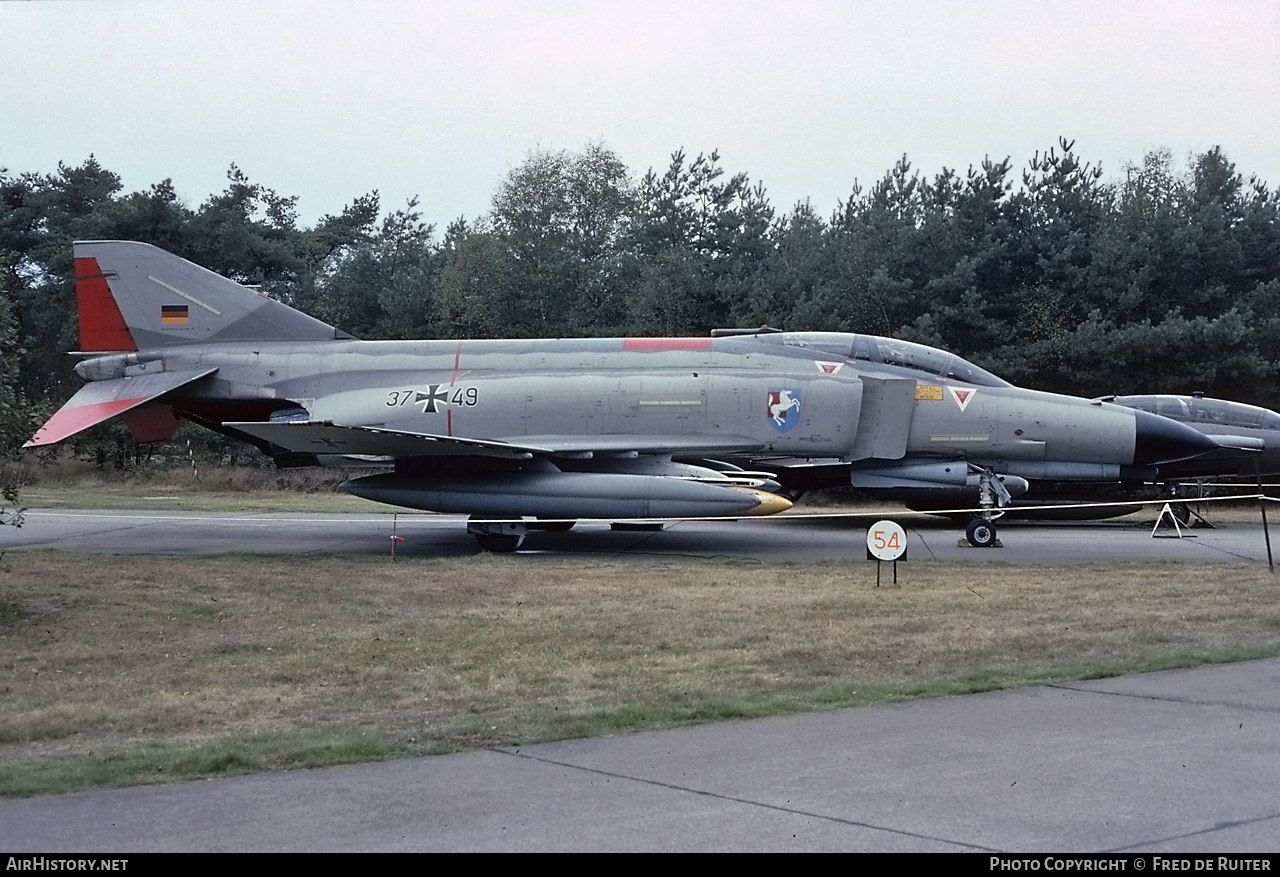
[{"left": 3, "top": 0, "right": 1277, "bottom": 228}]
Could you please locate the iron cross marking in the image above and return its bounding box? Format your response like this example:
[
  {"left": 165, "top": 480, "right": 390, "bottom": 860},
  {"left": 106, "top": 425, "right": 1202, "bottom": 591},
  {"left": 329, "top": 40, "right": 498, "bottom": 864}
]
[{"left": 416, "top": 385, "right": 450, "bottom": 413}]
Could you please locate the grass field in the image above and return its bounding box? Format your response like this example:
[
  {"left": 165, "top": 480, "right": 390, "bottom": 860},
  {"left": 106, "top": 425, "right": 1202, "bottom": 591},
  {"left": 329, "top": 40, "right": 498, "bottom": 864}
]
[
  {"left": 2, "top": 549, "right": 1278, "bottom": 798},
  {"left": 12, "top": 462, "right": 384, "bottom": 514}
]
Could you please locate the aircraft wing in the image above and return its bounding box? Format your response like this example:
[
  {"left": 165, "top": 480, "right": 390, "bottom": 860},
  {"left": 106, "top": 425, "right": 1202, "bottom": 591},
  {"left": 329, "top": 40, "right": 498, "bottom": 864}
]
[
  {"left": 226, "top": 421, "right": 552, "bottom": 460},
  {"left": 26, "top": 368, "right": 218, "bottom": 447},
  {"left": 226, "top": 421, "right": 763, "bottom": 461}
]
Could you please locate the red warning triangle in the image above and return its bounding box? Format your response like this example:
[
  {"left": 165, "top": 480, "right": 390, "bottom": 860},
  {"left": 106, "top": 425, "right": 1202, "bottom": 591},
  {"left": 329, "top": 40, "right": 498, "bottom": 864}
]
[{"left": 948, "top": 386, "right": 976, "bottom": 411}]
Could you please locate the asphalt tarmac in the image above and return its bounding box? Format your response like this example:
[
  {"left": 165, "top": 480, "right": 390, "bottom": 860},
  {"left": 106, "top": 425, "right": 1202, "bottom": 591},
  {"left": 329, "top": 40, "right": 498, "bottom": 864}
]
[
  {"left": 2, "top": 657, "right": 1277, "bottom": 852},
  {"left": 4, "top": 506, "right": 1278, "bottom": 565},
  {"left": 3, "top": 507, "right": 1277, "bottom": 852}
]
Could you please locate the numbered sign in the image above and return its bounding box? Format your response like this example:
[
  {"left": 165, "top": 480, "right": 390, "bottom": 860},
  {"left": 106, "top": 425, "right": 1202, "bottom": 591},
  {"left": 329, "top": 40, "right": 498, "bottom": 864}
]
[{"left": 866, "top": 520, "right": 907, "bottom": 561}]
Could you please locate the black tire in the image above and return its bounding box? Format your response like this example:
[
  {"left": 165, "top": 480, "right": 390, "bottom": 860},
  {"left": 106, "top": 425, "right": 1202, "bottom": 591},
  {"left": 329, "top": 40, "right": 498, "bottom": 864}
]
[
  {"left": 474, "top": 533, "right": 524, "bottom": 552},
  {"left": 966, "top": 518, "right": 997, "bottom": 548},
  {"left": 1171, "top": 503, "right": 1192, "bottom": 526}
]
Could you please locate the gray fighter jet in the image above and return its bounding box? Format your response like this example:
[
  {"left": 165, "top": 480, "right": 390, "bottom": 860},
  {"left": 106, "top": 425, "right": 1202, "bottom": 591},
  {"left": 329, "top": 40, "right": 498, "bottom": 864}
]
[
  {"left": 28, "top": 241, "right": 1219, "bottom": 549},
  {"left": 1110, "top": 394, "right": 1280, "bottom": 479}
]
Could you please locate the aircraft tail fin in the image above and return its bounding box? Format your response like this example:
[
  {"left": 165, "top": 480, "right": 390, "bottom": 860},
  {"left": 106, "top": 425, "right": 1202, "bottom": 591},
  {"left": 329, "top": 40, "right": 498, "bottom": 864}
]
[{"left": 73, "top": 241, "right": 346, "bottom": 352}]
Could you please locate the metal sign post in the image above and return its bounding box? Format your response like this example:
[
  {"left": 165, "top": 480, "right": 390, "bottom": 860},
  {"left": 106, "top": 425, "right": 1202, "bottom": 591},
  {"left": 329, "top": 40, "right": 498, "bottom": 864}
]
[
  {"left": 1258, "top": 459, "right": 1274, "bottom": 573},
  {"left": 866, "top": 520, "right": 908, "bottom": 586}
]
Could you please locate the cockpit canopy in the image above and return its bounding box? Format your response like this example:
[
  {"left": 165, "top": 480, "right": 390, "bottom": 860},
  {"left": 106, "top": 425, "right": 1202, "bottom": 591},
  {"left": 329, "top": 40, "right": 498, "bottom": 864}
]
[
  {"left": 1115, "top": 395, "right": 1280, "bottom": 431},
  {"left": 781, "top": 332, "right": 1011, "bottom": 388}
]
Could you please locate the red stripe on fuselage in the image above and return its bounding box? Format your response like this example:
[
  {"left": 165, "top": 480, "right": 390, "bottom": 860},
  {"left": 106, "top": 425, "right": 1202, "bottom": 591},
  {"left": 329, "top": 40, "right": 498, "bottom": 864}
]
[
  {"left": 27, "top": 397, "right": 147, "bottom": 447},
  {"left": 75, "top": 257, "right": 137, "bottom": 352},
  {"left": 622, "top": 337, "right": 712, "bottom": 350},
  {"left": 447, "top": 341, "right": 463, "bottom": 436}
]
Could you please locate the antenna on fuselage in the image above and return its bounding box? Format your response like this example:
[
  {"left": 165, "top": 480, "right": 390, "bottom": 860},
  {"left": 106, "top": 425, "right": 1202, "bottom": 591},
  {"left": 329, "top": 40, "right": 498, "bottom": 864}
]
[{"left": 709, "top": 326, "right": 784, "bottom": 337}]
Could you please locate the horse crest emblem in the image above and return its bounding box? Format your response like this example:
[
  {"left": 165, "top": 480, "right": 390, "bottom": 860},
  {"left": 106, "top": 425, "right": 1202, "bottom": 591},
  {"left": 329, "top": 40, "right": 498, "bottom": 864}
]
[{"left": 767, "top": 388, "right": 802, "bottom": 433}]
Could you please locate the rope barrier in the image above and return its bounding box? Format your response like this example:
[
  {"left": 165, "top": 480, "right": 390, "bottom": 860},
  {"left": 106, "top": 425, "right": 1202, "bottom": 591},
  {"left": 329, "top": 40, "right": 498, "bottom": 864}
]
[{"left": 461, "top": 493, "right": 1278, "bottom": 526}]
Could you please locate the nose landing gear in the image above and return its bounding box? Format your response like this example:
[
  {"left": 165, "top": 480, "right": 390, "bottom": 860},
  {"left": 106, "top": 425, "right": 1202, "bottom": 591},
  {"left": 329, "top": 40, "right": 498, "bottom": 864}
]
[
  {"left": 965, "top": 466, "right": 1009, "bottom": 548},
  {"left": 965, "top": 517, "right": 998, "bottom": 548}
]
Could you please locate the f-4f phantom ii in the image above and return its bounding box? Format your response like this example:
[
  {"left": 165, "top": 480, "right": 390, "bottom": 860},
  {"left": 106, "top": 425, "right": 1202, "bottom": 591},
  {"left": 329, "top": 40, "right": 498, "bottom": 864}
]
[
  {"left": 1109, "top": 394, "right": 1280, "bottom": 480},
  {"left": 28, "top": 241, "right": 1221, "bottom": 550}
]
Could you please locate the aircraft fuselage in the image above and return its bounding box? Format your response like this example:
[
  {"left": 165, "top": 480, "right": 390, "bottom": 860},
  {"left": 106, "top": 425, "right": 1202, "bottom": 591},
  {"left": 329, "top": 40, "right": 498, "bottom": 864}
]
[{"left": 83, "top": 333, "right": 1170, "bottom": 485}]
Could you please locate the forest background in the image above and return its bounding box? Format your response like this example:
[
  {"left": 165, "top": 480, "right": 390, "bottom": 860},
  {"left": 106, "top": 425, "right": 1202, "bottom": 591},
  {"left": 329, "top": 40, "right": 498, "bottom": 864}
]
[{"left": 2, "top": 137, "right": 1279, "bottom": 501}]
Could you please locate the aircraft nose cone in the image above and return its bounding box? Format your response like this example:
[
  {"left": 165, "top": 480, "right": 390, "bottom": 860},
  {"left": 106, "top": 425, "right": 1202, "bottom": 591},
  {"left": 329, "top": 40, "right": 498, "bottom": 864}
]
[{"left": 1131, "top": 409, "right": 1221, "bottom": 465}]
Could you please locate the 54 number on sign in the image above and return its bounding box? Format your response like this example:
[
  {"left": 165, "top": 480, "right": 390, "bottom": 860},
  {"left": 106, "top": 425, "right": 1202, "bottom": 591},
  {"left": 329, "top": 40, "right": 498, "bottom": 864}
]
[{"left": 866, "top": 520, "right": 907, "bottom": 585}]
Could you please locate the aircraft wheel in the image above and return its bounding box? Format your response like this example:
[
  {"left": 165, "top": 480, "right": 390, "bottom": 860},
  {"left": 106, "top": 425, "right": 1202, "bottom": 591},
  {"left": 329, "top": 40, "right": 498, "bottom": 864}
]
[
  {"left": 529, "top": 520, "right": 576, "bottom": 532},
  {"left": 966, "top": 518, "right": 997, "bottom": 548},
  {"left": 474, "top": 533, "right": 524, "bottom": 553},
  {"left": 1171, "top": 503, "right": 1191, "bottom": 526}
]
